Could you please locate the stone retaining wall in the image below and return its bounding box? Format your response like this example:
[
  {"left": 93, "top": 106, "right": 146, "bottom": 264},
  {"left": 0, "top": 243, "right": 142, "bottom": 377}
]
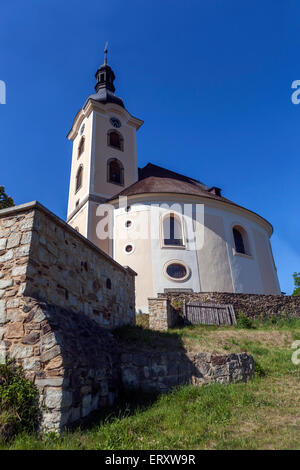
[
  {"left": 120, "top": 351, "right": 254, "bottom": 392},
  {"left": 160, "top": 292, "right": 300, "bottom": 319},
  {"left": 0, "top": 202, "right": 136, "bottom": 329},
  {"left": 1, "top": 297, "right": 120, "bottom": 431},
  {"left": 0, "top": 202, "right": 136, "bottom": 431}
]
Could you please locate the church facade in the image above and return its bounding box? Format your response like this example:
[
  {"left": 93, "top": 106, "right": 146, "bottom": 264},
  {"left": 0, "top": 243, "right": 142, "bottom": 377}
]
[{"left": 67, "top": 53, "right": 281, "bottom": 313}]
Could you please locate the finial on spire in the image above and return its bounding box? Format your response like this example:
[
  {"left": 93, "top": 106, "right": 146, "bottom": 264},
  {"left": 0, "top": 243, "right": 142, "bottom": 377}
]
[{"left": 104, "top": 41, "right": 108, "bottom": 65}]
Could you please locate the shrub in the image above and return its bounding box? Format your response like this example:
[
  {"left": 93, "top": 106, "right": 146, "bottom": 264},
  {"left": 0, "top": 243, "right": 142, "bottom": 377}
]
[
  {"left": 236, "top": 313, "right": 254, "bottom": 329},
  {"left": 0, "top": 360, "right": 40, "bottom": 441},
  {"left": 135, "top": 314, "right": 149, "bottom": 329}
]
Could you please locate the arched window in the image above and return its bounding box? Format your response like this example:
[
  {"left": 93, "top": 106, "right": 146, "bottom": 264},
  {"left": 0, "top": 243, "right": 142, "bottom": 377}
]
[
  {"left": 75, "top": 166, "right": 83, "bottom": 193},
  {"left": 107, "top": 158, "right": 124, "bottom": 185},
  {"left": 233, "top": 226, "right": 249, "bottom": 255},
  {"left": 107, "top": 130, "right": 124, "bottom": 151},
  {"left": 78, "top": 136, "right": 85, "bottom": 158},
  {"left": 163, "top": 214, "right": 184, "bottom": 246}
]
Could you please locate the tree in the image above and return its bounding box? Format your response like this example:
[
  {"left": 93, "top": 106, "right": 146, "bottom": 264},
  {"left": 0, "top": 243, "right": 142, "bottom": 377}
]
[
  {"left": 292, "top": 272, "right": 300, "bottom": 296},
  {"left": 0, "top": 186, "right": 14, "bottom": 210}
]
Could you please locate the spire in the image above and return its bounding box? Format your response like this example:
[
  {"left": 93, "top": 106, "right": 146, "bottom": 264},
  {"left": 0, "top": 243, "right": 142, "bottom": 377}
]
[
  {"left": 94, "top": 43, "right": 115, "bottom": 93},
  {"left": 104, "top": 41, "right": 108, "bottom": 65},
  {"left": 88, "top": 44, "right": 125, "bottom": 109}
]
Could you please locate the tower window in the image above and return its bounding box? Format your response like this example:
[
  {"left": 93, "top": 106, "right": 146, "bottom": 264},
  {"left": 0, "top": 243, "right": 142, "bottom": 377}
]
[
  {"left": 75, "top": 166, "right": 83, "bottom": 193},
  {"left": 106, "top": 278, "right": 112, "bottom": 289},
  {"left": 163, "top": 214, "right": 184, "bottom": 247},
  {"left": 107, "top": 129, "right": 124, "bottom": 151},
  {"left": 233, "top": 226, "right": 250, "bottom": 255},
  {"left": 107, "top": 158, "right": 124, "bottom": 185},
  {"left": 78, "top": 136, "right": 85, "bottom": 158}
]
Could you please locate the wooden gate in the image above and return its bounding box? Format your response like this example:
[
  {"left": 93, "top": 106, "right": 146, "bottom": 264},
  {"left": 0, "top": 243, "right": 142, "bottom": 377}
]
[{"left": 184, "top": 303, "right": 236, "bottom": 326}]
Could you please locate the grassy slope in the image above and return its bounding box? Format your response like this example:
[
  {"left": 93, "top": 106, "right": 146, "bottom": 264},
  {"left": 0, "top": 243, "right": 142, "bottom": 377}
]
[{"left": 2, "top": 320, "right": 300, "bottom": 450}]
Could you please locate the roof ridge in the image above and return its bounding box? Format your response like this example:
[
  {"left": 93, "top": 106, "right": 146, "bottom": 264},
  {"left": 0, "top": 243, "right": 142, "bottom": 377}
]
[{"left": 139, "top": 162, "right": 208, "bottom": 187}]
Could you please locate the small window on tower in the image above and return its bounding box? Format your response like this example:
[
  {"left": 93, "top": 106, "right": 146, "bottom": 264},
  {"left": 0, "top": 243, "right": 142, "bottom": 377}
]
[
  {"left": 107, "top": 130, "right": 124, "bottom": 151},
  {"left": 107, "top": 158, "right": 124, "bottom": 185},
  {"left": 75, "top": 166, "right": 83, "bottom": 193},
  {"left": 78, "top": 136, "right": 85, "bottom": 158}
]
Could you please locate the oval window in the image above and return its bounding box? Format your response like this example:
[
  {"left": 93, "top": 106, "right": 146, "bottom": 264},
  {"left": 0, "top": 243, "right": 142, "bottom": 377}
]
[{"left": 166, "top": 263, "right": 187, "bottom": 279}]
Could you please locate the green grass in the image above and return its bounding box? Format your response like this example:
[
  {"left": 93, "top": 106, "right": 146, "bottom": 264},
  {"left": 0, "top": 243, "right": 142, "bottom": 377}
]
[{"left": 2, "top": 319, "right": 300, "bottom": 450}]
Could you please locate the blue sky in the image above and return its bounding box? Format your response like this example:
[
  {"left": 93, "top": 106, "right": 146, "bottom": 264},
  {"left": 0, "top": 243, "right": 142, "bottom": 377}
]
[{"left": 0, "top": 0, "right": 299, "bottom": 294}]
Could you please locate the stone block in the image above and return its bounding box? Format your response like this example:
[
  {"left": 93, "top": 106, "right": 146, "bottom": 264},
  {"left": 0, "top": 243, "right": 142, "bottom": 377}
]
[
  {"left": 45, "top": 356, "right": 63, "bottom": 370},
  {"left": 0, "top": 279, "right": 13, "bottom": 289},
  {"left": 41, "top": 333, "right": 56, "bottom": 351},
  {"left": 7, "top": 232, "right": 21, "bottom": 249},
  {"left": 6, "top": 321, "right": 24, "bottom": 338},
  {"left": 24, "top": 358, "right": 40, "bottom": 371},
  {"left": 15, "top": 245, "right": 30, "bottom": 258},
  {"left": 6, "top": 310, "right": 23, "bottom": 322},
  {"left": 0, "top": 300, "right": 6, "bottom": 323},
  {"left": 22, "top": 331, "right": 40, "bottom": 344},
  {"left": 121, "top": 367, "right": 139, "bottom": 388},
  {"left": 6, "top": 298, "right": 20, "bottom": 309},
  {"left": 36, "top": 377, "right": 64, "bottom": 387},
  {"left": 45, "top": 388, "right": 62, "bottom": 409},
  {"left": 0, "top": 239, "right": 7, "bottom": 250},
  {"left": 40, "top": 345, "right": 61, "bottom": 362},
  {"left": 0, "top": 249, "right": 13, "bottom": 262},
  {"left": 10, "top": 344, "right": 34, "bottom": 359},
  {"left": 12, "top": 265, "right": 27, "bottom": 277}
]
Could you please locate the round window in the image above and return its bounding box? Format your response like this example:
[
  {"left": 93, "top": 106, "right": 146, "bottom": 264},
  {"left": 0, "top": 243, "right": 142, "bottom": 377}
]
[
  {"left": 125, "top": 220, "right": 132, "bottom": 228},
  {"left": 166, "top": 263, "right": 187, "bottom": 280},
  {"left": 125, "top": 244, "right": 133, "bottom": 253},
  {"left": 125, "top": 206, "right": 131, "bottom": 212}
]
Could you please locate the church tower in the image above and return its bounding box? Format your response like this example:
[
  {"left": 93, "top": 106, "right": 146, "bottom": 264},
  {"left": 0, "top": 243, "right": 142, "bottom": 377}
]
[{"left": 66, "top": 46, "right": 143, "bottom": 253}]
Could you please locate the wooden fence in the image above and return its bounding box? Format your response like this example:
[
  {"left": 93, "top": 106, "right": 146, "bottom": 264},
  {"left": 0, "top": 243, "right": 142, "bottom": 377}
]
[{"left": 184, "top": 302, "right": 236, "bottom": 326}]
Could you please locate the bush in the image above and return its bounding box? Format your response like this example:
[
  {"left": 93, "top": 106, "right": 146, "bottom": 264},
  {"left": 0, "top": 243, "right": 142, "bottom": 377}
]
[
  {"left": 236, "top": 313, "right": 254, "bottom": 329},
  {"left": 135, "top": 314, "right": 149, "bottom": 329},
  {"left": 0, "top": 360, "right": 40, "bottom": 441}
]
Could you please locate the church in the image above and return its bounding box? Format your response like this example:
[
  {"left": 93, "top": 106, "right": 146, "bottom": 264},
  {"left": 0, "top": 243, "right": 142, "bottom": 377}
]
[{"left": 66, "top": 50, "right": 281, "bottom": 313}]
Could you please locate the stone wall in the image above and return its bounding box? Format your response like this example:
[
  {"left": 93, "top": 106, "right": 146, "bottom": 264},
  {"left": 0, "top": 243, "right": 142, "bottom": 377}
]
[
  {"left": 160, "top": 292, "right": 300, "bottom": 319},
  {"left": 120, "top": 351, "right": 254, "bottom": 392},
  {"left": 148, "top": 298, "right": 178, "bottom": 331},
  {"left": 0, "top": 202, "right": 136, "bottom": 329},
  {"left": 0, "top": 202, "right": 136, "bottom": 431},
  {"left": 2, "top": 297, "right": 120, "bottom": 431}
]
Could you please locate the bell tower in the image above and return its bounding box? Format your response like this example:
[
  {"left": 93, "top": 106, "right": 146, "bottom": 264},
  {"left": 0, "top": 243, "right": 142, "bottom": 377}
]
[{"left": 66, "top": 45, "right": 143, "bottom": 253}]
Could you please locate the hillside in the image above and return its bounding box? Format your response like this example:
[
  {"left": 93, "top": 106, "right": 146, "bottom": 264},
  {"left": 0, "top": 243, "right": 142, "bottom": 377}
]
[{"left": 2, "top": 318, "right": 300, "bottom": 450}]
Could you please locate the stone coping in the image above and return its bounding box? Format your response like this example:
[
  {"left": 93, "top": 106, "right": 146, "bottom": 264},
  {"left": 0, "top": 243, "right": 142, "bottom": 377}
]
[{"left": 0, "top": 201, "right": 137, "bottom": 277}]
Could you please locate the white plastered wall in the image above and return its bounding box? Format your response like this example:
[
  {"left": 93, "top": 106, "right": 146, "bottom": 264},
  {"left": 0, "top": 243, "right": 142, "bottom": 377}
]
[{"left": 112, "top": 195, "right": 281, "bottom": 312}]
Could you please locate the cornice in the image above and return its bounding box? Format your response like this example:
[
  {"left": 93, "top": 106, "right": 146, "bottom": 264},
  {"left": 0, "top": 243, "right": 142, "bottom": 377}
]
[{"left": 67, "top": 99, "right": 143, "bottom": 141}]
